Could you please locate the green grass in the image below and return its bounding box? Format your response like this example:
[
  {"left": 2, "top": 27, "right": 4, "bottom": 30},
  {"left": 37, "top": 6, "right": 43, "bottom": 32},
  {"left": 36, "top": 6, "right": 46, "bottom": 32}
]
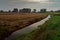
[
  {"left": 15, "top": 17, "right": 51, "bottom": 40},
  {"left": 47, "top": 14, "right": 60, "bottom": 40},
  {"left": 15, "top": 14, "right": 60, "bottom": 40}
]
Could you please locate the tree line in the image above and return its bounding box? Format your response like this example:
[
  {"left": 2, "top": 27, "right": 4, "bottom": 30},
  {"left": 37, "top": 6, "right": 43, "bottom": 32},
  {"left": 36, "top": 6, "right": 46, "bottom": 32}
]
[{"left": 0, "top": 8, "right": 47, "bottom": 13}]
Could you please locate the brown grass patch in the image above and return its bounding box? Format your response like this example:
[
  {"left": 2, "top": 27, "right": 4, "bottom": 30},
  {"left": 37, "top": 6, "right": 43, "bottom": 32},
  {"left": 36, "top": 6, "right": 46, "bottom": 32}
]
[{"left": 0, "top": 13, "right": 48, "bottom": 40}]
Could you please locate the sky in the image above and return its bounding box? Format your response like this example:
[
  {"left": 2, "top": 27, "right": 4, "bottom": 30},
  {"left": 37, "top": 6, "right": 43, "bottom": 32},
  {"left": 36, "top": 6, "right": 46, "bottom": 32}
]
[{"left": 0, "top": 0, "right": 60, "bottom": 11}]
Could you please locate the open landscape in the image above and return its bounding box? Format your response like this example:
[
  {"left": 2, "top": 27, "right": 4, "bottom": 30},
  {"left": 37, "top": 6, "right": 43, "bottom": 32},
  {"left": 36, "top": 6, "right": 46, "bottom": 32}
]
[
  {"left": 0, "top": 13, "right": 48, "bottom": 40},
  {"left": 1, "top": 12, "right": 60, "bottom": 40},
  {"left": 15, "top": 13, "right": 60, "bottom": 40},
  {"left": 0, "top": 0, "right": 60, "bottom": 40}
]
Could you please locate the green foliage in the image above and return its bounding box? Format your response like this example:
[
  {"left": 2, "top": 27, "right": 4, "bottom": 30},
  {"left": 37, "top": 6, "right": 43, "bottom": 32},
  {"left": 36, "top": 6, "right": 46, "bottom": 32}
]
[
  {"left": 15, "top": 19, "right": 51, "bottom": 40},
  {"left": 47, "top": 14, "right": 60, "bottom": 40},
  {"left": 15, "top": 14, "right": 60, "bottom": 40}
]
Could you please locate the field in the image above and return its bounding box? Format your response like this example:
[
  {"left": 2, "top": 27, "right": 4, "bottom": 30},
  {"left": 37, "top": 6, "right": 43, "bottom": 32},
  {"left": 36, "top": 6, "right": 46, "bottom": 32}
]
[
  {"left": 0, "top": 13, "right": 48, "bottom": 40},
  {"left": 15, "top": 14, "right": 60, "bottom": 40},
  {"left": 47, "top": 14, "right": 60, "bottom": 40}
]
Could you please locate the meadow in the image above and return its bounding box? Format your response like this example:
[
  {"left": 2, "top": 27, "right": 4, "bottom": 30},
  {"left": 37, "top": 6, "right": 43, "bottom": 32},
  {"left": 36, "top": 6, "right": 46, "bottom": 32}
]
[
  {"left": 15, "top": 13, "right": 60, "bottom": 40},
  {"left": 0, "top": 13, "right": 48, "bottom": 40}
]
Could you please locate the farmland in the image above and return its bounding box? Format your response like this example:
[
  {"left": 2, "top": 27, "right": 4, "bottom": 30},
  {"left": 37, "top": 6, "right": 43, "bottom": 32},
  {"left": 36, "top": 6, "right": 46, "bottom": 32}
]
[
  {"left": 15, "top": 14, "right": 60, "bottom": 40},
  {"left": 0, "top": 13, "right": 48, "bottom": 40}
]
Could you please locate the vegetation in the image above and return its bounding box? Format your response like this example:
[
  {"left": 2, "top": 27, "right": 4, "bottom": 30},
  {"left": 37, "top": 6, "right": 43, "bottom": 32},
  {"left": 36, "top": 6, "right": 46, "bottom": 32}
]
[
  {"left": 19, "top": 8, "right": 31, "bottom": 13},
  {"left": 15, "top": 14, "right": 60, "bottom": 40},
  {"left": 0, "top": 8, "right": 47, "bottom": 13},
  {"left": 40, "top": 9, "right": 47, "bottom": 13},
  {"left": 32, "top": 9, "right": 36, "bottom": 13},
  {"left": 0, "top": 13, "right": 48, "bottom": 40},
  {"left": 15, "top": 17, "right": 50, "bottom": 40},
  {"left": 12, "top": 8, "right": 18, "bottom": 12},
  {"left": 47, "top": 14, "right": 60, "bottom": 40}
]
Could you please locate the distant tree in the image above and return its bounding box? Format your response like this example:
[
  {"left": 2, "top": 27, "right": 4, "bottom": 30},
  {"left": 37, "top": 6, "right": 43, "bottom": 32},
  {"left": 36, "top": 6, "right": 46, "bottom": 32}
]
[
  {"left": 50, "top": 10, "right": 54, "bottom": 12},
  {"left": 12, "top": 8, "right": 18, "bottom": 12},
  {"left": 19, "top": 8, "right": 31, "bottom": 13},
  {"left": 40, "top": 9, "right": 46, "bottom": 13},
  {"left": 0, "top": 10, "right": 4, "bottom": 12},
  {"left": 33, "top": 9, "right": 36, "bottom": 13},
  {"left": 8, "top": 10, "right": 11, "bottom": 12},
  {"left": 56, "top": 10, "right": 60, "bottom": 12},
  {"left": 19, "top": 9, "right": 22, "bottom": 13}
]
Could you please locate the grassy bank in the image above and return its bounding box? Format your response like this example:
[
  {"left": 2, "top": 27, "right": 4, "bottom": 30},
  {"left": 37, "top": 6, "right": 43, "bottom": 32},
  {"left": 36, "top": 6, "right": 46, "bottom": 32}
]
[
  {"left": 15, "top": 16, "right": 51, "bottom": 40},
  {"left": 15, "top": 14, "right": 60, "bottom": 40},
  {"left": 47, "top": 14, "right": 60, "bottom": 40}
]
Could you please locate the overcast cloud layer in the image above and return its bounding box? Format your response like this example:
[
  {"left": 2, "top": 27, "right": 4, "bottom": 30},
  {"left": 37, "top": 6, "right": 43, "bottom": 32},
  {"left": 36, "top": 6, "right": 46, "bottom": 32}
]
[{"left": 0, "top": 0, "right": 60, "bottom": 11}]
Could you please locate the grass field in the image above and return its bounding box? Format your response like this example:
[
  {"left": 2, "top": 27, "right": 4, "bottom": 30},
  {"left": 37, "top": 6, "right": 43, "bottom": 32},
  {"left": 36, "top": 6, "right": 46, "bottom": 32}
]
[
  {"left": 0, "top": 13, "right": 48, "bottom": 40},
  {"left": 47, "top": 14, "right": 60, "bottom": 40},
  {"left": 15, "top": 14, "right": 60, "bottom": 40}
]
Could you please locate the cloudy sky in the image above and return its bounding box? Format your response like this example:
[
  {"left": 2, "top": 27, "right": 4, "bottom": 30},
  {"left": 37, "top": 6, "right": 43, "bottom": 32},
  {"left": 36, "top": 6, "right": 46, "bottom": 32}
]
[{"left": 0, "top": 0, "right": 60, "bottom": 11}]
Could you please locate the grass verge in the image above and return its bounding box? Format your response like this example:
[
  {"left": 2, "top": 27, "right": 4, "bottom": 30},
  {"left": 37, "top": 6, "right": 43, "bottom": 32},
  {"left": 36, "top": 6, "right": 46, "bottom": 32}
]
[
  {"left": 15, "top": 14, "right": 60, "bottom": 40},
  {"left": 15, "top": 17, "right": 51, "bottom": 40}
]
